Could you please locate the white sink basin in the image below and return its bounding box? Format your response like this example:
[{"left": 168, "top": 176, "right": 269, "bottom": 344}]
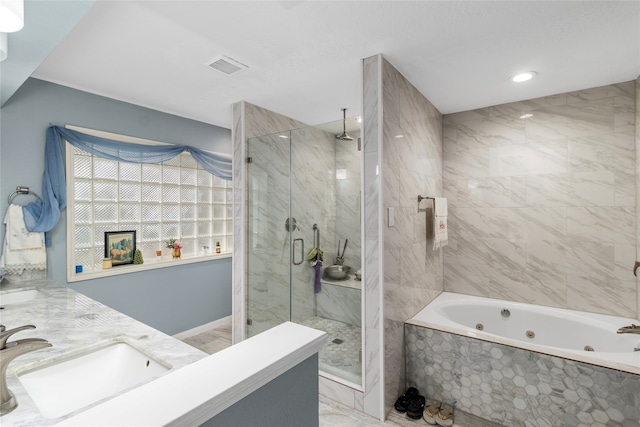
[
  {"left": 18, "top": 341, "right": 170, "bottom": 419},
  {"left": 0, "top": 289, "right": 44, "bottom": 306}
]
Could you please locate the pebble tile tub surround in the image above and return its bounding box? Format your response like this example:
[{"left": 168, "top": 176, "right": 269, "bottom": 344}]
[
  {"left": 405, "top": 325, "right": 640, "bottom": 427},
  {"left": 0, "top": 280, "right": 208, "bottom": 426}
]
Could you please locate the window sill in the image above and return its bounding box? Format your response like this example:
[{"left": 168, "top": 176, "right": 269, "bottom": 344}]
[{"left": 67, "top": 252, "right": 232, "bottom": 283}]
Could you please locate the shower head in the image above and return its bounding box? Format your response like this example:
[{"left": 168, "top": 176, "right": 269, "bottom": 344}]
[{"left": 335, "top": 108, "right": 354, "bottom": 141}]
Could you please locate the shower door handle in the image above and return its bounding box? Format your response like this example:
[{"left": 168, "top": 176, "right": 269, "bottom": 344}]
[{"left": 292, "top": 238, "right": 304, "bottom": 265}]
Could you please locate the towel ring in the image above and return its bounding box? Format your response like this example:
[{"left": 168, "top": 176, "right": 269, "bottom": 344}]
[{"left": 7, "top": 186, "right": 42, "bottom": 204}]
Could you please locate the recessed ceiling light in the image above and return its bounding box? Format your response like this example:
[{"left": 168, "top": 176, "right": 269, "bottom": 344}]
[{"left": 511, "top": 72, "right": 537, "bottom": 83}]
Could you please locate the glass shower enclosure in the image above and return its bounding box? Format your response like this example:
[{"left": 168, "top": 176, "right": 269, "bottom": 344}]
[{"left": 246, "top": 122, "right": 362, "bottom": 386}]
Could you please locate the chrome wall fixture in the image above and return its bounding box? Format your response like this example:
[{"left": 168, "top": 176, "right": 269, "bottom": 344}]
[{"left": 7, "top": 186, "right": 41, "bottom": 204}]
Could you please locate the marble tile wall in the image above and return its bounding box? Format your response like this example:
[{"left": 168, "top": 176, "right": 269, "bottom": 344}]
[
  {"left": 335, "top": 130, "right": 362, "bottom": 270},
  {"left": 380, "top": 57, "right": 444, "bottom": 413},
  {"left": 290, "top": 126, "right": 337, "bottom": 324},
  {"left": 361, "top": 54, "right": 384, "bottom": 420},
  {"left": 316, "top": 281, "right": 361, "bottom": 327},
  {"left": 232, "top": 102, "right": 245, "bottom": 345},
  {"left": 405, "top": 324, "right": 640, "bottom": 426},
  {"left": 636, "top": 76, "right": 640, "bottom": 317},
  {"left": 443, "top": 81, "right": 638, "bottom": 319}
]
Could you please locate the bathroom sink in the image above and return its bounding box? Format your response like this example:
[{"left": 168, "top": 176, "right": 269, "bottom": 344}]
[
  {"left": 18, "top": 341, "right": 170, "bottom": 419},
  {"left": 0, "top": 289, "right": 44, "bottom": 306}
]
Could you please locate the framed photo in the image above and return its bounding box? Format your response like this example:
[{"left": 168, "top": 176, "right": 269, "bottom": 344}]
[{"left": 105, "top": 231, "right": 136, "bottom": 266}]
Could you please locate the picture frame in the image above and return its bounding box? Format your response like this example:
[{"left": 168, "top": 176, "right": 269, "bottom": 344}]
[{"left": 105, "top": 231, "right": 136, "bottom": 266}]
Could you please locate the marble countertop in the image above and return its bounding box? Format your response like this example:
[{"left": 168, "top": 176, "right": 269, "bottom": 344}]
[
  {"left": 56, "top": 321, "right": 327, "bottom": 426},
  {"left": 0, "top": 280, "right": 208, "bottom": 426}
]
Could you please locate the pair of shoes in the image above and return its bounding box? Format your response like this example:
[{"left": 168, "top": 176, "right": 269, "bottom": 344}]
[
  {"left": 435, "top": 403, "right": 454, "bottom": 427},
  {"left": 423, "top": 400, "right": 440, "bottom": 425},
  {"left": 393, "top": 387, "right": 419, "bottom": 413},
  {"left": 406, "top": 395, "right": 426, "bottom": 420}
]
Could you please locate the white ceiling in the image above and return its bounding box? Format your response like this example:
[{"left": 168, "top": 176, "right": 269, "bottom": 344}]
[{"left": 26, "top": 1, "right": 640, "bottom": 129}]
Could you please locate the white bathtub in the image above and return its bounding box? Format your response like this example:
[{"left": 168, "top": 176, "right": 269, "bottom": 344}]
[{"left": 407, "top": 292, "right": 640, "bottom": 375}]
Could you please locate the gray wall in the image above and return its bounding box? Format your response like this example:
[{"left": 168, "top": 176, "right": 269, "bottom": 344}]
[
  {"left": 201, "top": 355, "right": 319, "bottom": 427},
  {"left": 0, "top": 78, "right": 232, "bottom": 335}
]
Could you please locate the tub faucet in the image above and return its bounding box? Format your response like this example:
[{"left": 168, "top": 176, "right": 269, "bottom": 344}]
[
  {"left": 0, "top": 324, "right": 52, "bottom": 416},
  {"left": 617, "top": 324, "right": 640, "bottom": 335}
]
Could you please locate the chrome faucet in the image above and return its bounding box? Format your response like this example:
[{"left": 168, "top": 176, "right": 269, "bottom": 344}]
[
  {"left": 617, "top": 324, "right": 640, "bottom": 335},
  {"left": 0, "top": 324, "right": 51, "bottom": 416}
]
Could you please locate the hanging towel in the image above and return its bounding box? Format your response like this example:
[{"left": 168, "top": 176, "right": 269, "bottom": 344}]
[
  {"left": 314, "top": 261, "right": 323, "bottom": 293},
  {"left": 6, "top": 205, "right": 44, "bottom": 250},
  {"left": 433, "top": 197, "right": 448, "bottom": 250},
  {"left": 0, "top": 204, "right": 47, "bottom": 274},
  {"left": 307, "top": 247, "right": 324, "bottom": 293}
]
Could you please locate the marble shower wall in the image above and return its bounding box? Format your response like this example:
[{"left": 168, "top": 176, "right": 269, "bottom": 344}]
[
  {"left": 636, "top": 76, "right": 640, "bottom": 317},
  {"left": 380, "top": 58, "right": 444, "bottom": 412},
  {"left": 335, "top": 130, "right": 362, "bottom": 270},
  {"left": 361, "top": 54, "right": 384, "bottom": 419},
  {"left": 442, "top": 81, "right": 638, "bottom": 319},
  {"left": 290, "top": 125, "right": 337, "bottom": 324}
]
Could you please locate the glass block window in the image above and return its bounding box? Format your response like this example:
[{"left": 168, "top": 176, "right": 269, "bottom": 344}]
[{"left": 68, "top": 141, "right": 232, "bottom": 273}]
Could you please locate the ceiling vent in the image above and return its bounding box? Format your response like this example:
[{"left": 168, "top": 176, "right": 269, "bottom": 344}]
[{"left": 205, "top": 55, "right": 248, "bottom": 76}]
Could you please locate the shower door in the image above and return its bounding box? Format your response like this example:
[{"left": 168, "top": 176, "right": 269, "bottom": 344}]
[
  {"left": 246, "top": 131, "right": 293, "bottom": 338},
  {"left": 245, "top": 124, "right": 363, "bottom": 386},
  {"left": 245, "top": 128, "right": 328, "bottom": 338}
]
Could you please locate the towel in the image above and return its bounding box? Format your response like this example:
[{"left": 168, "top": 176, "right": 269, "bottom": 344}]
[
  {"left": 307, "top": 247, "right": 324, "bottom": 293},
  {"left": 6, "top": 205, "right": 44, "bottom": 250},
  {"left": 433, "top": 197, "right": 448, "bottom": 250},
  {"left": 0, "top": 204, "right": 47, "bottom": 274},
  {"left": 314, "top": 261, "right": 323, "bottom": 293}
]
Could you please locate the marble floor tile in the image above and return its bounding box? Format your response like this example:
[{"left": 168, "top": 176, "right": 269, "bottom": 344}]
[
  {"left": 320, "top": 395, "right": 397, "bottom": 426},
  {"left": 181, "top": 318, "right": 232, "bottom": 355},
  {"left": 300, "top": 316, "right": 362, "bottom": 384}
]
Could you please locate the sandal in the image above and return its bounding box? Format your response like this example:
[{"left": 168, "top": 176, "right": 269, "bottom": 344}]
[
  {"left": 393, "top": 387, "right": 419, "bottom": 412},
  {"left": 406, "top": 395, "right": 426, "bottom": 420},
  {"left": 423, "top": 399, "right": 440, "bottom": 425},
  {"left": 435, "top": 402, "right": 454, "bottom": 427}
]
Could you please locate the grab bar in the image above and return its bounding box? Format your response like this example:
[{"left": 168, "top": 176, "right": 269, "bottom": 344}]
[
  {"left": 313, "top": 224, "right": 320, "bottom": 249},
  {"left": 292, "top": 238, "right": 304, "bottom": 265},
  {"left": 8, "top": 186, "right": 42, "bottom": 204}
]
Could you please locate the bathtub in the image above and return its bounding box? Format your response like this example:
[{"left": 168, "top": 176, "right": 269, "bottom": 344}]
[
  {"left": 405, "top": 292, "right": 640, "bottom": 426},
  {"left": 407, "top": 292, "right": 640, "bottom": 375}
]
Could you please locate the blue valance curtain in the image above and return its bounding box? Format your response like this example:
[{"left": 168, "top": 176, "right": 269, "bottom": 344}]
[{"left": 23, "top": 125, "right": 232, "bottom": 236}]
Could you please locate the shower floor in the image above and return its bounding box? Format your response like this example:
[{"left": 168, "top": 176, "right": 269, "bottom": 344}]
[{"left": 299, "top": 316, "right": 362, "bottom": 385}]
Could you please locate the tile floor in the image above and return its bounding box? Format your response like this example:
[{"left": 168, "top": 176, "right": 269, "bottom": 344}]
[
  {"left": 180, "top": 319, "right": 467, "bottom": 427},
  {"left": 299, "top": 316, "right": 362, "bottom": 384},
  {"left": 180, "top": 317, "right": 232, "bottom": 354}
]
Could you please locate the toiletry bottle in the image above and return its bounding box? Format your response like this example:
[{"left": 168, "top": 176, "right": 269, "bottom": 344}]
[{"left": 216, "top": 241, "right": 221, "bottom": 254}]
